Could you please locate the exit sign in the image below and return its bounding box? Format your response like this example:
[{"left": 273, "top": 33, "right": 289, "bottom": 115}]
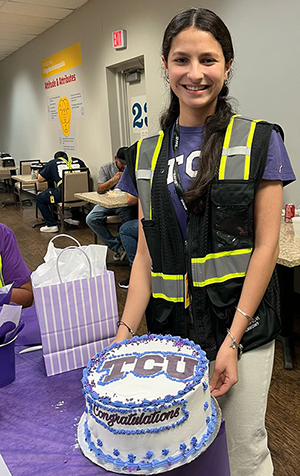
[{"left": 112, "top": 30, "right": 127, "bottom": 50}]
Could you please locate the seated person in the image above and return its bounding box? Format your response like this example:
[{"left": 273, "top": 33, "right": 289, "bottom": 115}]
[
  {"left": 36, "top": 151, "right": 86, "bottom": 233},
  {"left": 86, "top": 147, "right": 137, "bottom": 260},
  {"left": 0, "top": 223, "right": 33, "bottom": 307},
  {"left": 117, "top": 168, "right": 138, "bottom": 288}
]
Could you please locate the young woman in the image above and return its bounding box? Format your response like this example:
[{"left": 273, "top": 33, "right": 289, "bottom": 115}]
[{"left": 114, "top": 8, "right": 295, "bottom": 476}]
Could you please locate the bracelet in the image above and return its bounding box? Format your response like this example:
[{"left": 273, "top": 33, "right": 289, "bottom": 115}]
[
  {"left": 117, "top": 320, "right": 135, "bottom": 337},
  {"left": 235, "top": 306, "right": 253, "bottom": 321},
  {"left": 227, "top": 328, "right": 243, "bottom": 356}
]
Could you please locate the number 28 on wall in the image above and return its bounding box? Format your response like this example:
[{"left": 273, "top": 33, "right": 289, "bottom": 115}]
[{"left": 132, "top": 101, "right": 148, "bottom": 130}]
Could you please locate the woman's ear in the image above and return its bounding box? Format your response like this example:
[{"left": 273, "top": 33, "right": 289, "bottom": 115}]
[
  {"left": 162, "top": 55, "right": 168, "bottom": 72},
  {"left": 224, "top": 59, "right": 233, "bottom": 81}
]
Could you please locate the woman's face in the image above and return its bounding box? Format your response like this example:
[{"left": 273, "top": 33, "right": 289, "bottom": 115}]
[{"left": 163, "top": 27, "right": 232, "bottom": 126}]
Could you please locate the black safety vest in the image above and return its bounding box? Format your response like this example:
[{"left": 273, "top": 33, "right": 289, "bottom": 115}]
[{"left": 126, "top": 115, "right": 282, "bottom": 359}]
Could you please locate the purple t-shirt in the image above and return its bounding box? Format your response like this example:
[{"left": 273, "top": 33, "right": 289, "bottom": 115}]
[
  {"left": 118, "top": 166, "right": 138, "bottom": 197},
  {"left": 168, "top": 124, "right": 296, "bottom": 239},
  {"left": 0, "top": 223, "right": 31, "bottom": 287}
]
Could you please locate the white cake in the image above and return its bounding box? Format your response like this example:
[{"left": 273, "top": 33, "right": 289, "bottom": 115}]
[{"left": 78, "top": 334, "right": 219, "bottom": 474}]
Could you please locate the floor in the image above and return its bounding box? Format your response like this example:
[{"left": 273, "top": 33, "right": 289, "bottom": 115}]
[{"left": 1, "top": 188, "right": 299, "bottom": 475}]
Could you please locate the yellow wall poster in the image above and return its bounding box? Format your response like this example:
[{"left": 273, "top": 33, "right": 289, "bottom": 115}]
[{"left": 41, "top": 42, "right": 82, "bottom": 83}]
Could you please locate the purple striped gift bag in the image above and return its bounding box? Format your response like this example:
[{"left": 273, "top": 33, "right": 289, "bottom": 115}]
[{"left": 33, "top": 270, "right": 118, "bottom": 376}]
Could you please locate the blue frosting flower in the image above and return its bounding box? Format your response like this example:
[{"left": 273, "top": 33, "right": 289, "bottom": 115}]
[
  {"left": 162, "top": 448, "right": 169, "bottom": 456},
  {"left": 113, "top": 449, "right": 120, "bottom": 456},
  {"left": 202, "top": 382, "right": 208, "bottom": 391},
  {"left": 206, "top": 416, "right": 211, "bottom": 424},
  {"left": 180, "top": 443, "right": 187, "bottom": 451},
  {"left": 97, "top": 439, "right": 103, "bottom": 447},
  {"left": 145, "top": 451, "right": 154, "bottom": 459},
  {"left": 190, "top": 437, "right": 197, "bottom": 446},
  {"left": 204, "top": 401, "right": 209, "bottom": 410},
  {"left": 128, "top": 453, "right": 136, "bottom": 463}
]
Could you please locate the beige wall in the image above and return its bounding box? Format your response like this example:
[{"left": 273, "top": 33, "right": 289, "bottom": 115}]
[{"left": 0, "top": 0, "right": 299, "bottom": 205}]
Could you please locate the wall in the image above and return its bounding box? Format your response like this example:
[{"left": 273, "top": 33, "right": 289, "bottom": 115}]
[{"left": 0, "top": 0, "right": 299, "bottom": 205}]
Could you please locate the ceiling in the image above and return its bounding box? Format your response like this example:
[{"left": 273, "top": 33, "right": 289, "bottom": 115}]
[{"left": 0, "top": 0, "right": 91, "bottom": 62}]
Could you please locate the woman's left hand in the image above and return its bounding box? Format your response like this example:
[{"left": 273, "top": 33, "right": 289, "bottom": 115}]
[{"left": 209, "top": 342, "right": 239, "bottom": 397}]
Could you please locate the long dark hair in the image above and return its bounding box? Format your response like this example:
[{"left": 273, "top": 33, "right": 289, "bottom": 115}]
[{"left": 160, "top": 8, "right": 236, "bottom": 213}]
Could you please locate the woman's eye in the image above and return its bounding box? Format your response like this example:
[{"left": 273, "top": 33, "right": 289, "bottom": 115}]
[
  {"left": 203, "top": 58, "right": 216, "bottom": 64},
  {"left": 174, "top": 58, "right": 187, "bottom": 64}
]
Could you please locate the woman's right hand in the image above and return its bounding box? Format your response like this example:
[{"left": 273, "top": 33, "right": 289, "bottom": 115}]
[{"left": 209, "top": 337, "right": 239, "bottom": 397}]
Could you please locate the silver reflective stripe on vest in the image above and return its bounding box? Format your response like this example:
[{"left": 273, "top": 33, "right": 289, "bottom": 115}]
[
  {"left": 219, "top": 115, "right": 262, "bottom": 180},
  {"left": 151, "top": 272, "right": 185, "bottom": 302},
  {"left": 135, "top": 169, "right": 154, "bottom": 180},
  {"left": 135, "top": 131, "right": 164, "bottom": 220},
  {"left": 135, "top": 132, "right": 185, "bottom": 302},
  {"left": 192, "top": 248, "right": 252, "bottom": 287}
]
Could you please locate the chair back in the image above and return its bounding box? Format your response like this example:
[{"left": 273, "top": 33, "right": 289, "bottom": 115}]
[
  {"left": 61, "top": 167, "right": 90, "bottom": 209},
  {"left": 18, "top": 160, "right": 40, "bottom": 191},
  {"left": 1, "top": 157, "right": 15, "bottom": 167},
  {"left": 0, "top": 158, "right": 11, "bottom": 179},
  {"left": 20, "top": 159, "right": 41, "bottom": 175}
]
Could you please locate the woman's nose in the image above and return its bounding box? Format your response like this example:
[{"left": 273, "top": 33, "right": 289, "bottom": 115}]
[{"left": 187, "top": 61, "right": 204, "bottom": 82}]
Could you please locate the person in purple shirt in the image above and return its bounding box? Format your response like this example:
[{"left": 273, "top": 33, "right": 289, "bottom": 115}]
[
  {"left": 0, "top": 223, "right": 33, "bottom": 307},
  {"left": 113, "top": 7, "right": 295, "bottom": 476}
]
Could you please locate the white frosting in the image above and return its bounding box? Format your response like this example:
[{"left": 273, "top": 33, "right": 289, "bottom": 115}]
[{"left": 81, "top": 335, "right": 215, "bottom": 474}]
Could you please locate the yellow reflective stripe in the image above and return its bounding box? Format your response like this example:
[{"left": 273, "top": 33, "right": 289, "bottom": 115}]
[
  {"left": 193, "top": 271, "right": 246, "bottom": 287},
  {"left": 0, "top": 255, "right": 4, "bottom": 287},
  {"left": 149, "top": 130, "right": 164, "bottom": 220},
  {"left": 244, "top": 120, "right": 261, "bottom": 179},
  {"left": 135, "top": 139, "right": 143, "bottom": 172},
  {"left": 191, "top": 248, "right": 253, "bottom": 264},
  {"left": 219, "top": 114, "right": 241, "bottom": 180},
  {"left": 57, "top": 156, "right": 74, "bottom": 187},
  {"left": 60, "top": 156, "right": 73, "bottom": 170},
  {"left": 151, "top": 271, "right": 184, "bottom": 280},
  {"left": 152, "top": 271, "right": 184, "bottom": 301},
  {"left": 150, "top": 131, "right": 164, "bottom": 181},
  {"left": 152, "top": 292, "right": 184, "bottom": 303}
]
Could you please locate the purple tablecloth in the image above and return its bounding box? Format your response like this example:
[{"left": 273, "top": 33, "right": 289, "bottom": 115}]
[{"left": 0, "top": 322, "right": 230, "bottom": 476}]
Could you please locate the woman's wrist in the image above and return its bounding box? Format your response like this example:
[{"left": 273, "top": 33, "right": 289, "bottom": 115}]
[
  {"left": 117, "top": 320, "right": 135, "bottom": 337},
  {"left": 116, "top": 319, "right": 135, "bottom": 341}
]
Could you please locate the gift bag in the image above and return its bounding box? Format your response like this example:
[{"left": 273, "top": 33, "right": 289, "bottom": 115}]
[{"left": 31, "top": 236, "right": 118, "bottom": 376}]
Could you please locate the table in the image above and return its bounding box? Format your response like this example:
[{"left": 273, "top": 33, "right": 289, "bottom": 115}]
[
  {"left": 12, "top": 174, "right": 37, "bottom": 184},
  {"left": 0, "top": 167, "right": 18, "bottom": 172},
  {"left": 277, "top": 219, "right": 300, "bottom": 370},
  {"left": 74, "top": 190, "right": 128, "bottom": 208},
  {"left": 0, "top": 313, "right": 230, "bottom": 476},
  {"left": 74, "top": 191, "right": 130, "bottom": 265}
]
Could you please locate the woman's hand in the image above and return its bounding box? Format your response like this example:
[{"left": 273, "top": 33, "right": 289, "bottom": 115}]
[{"left": 209, "top": 339, "right": 239, "bottom": 397}]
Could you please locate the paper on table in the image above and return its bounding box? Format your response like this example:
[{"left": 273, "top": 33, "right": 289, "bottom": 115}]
[
  {"left": 0, "top": 283, "right": 13, "bottom": 306},
  {"left": 0, "top": 283, "right": 13, "bottom": 296},
  {"left": 0, "top": 454, "right": 12, "bottom": 476},
  {"left": 0, "top": 304, "right": 22, "bottom": 328}
]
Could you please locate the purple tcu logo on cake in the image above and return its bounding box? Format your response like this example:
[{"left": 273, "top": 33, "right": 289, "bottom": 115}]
[{"left": 99, "top": 352, "right": 199, "bottom": 383}]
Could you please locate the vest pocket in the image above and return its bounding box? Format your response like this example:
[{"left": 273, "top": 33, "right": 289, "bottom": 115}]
[{"left": 211, "top": 181, "right": 254, "bottom": 250}]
